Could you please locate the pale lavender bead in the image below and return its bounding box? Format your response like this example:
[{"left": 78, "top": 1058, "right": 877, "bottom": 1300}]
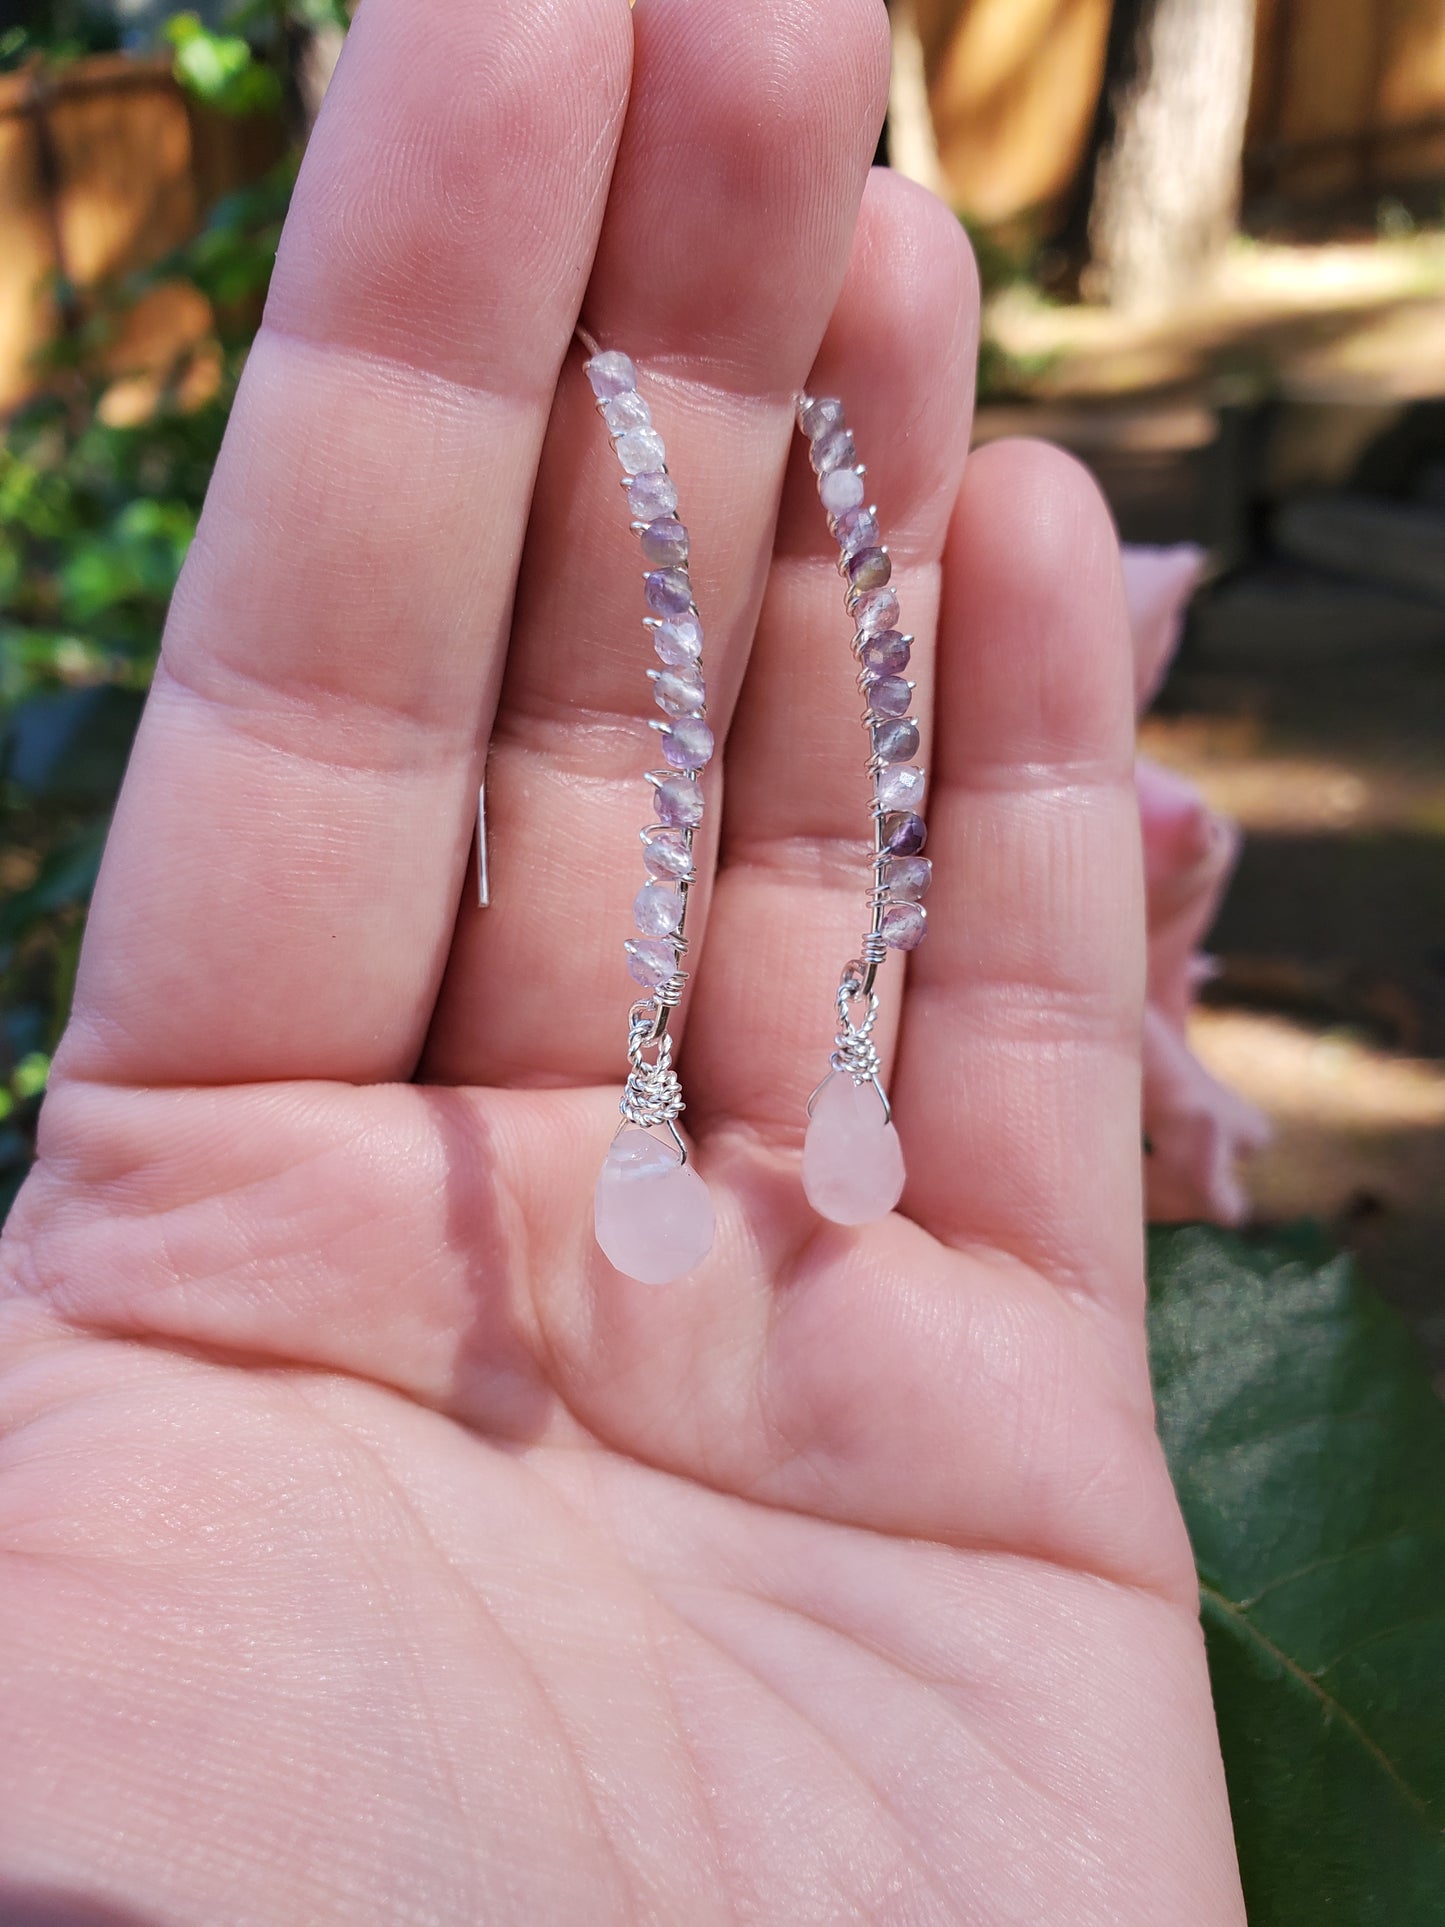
[
  {"left": 873, "top": 718, "right": 921, "bottom": 763},
  {"left": 876, "top": 763, "right": 926, "bottom": 811},
  {"left": 865, "top": 674, "right": 912, "bottom": 717},
  {"left": 616, "top": 428, "right": 668, "bottom": 476},
  {"left": 654, "top": 774, "right": 704, "bottom": 828},
  {"left": 586, "top": 350, "right": 637, "bottom": 399},
  {"left": 881, "top": 902, "right": 927, "bottom": 950},
  {"left": 884, "top": 855, "right": 932, "bottom": 901},
  {"left": 640, "top": 518, "right": 689, "bottom": 567},
  {"left": 634, "top": 882, "right": 684, "bottom": 937},
  {"left": 834, "top": 505, "right": 880, "bottom": 556},
  {"left": 847, "top": 546, "right": 892, "bottom": 590},
  {"left": 820, "top": 467, "right": 866, "bottom": 515},
  {"left": 663, "top": 716, "right": 714, "bottom": 770},
  {"left": 799, "top": 395, "right": 845, "bottom": 439},
  {"left": 654, "top": 615, "right": 703, "bottom": 665},
  {"left": 852, "top": 586, "right": 901, "bottom": 636},
  {"left": 881, "top": 811, "right": 927, "bottom": 856},
  {"left": 858, "top": 629, "right": 910, "bottom": 675},
  {"left": 644, "top": 568, "right": 694, "bottom": 617},
  {"left": 626, "top": 938, "right": 678, "bottom": 989},
  {"left": 811, "top": 426, "right": 857, "bottom": 476},
  {"left": 654, "top": 666, "right": 706, "bottom": 716},
  {"left": 603, "top": 390, "right": 651, "bottom": 434},
  {"left": 627, "top": 471, "right": 678, "bottom": 519},
  {"left": 643, "top": 830, "right": 694, "bottom": 880}
]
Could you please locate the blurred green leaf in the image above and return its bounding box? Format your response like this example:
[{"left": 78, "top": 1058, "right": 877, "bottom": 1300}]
[
  {"left": 0, "top": 819, "right": 108, "bottom": 945},
  {"left": 166, "top": 12, "right": 282, "bottom": 115},
  {"left": 1149, "top": 1226, "right": 1445, "bottom": 1925}
]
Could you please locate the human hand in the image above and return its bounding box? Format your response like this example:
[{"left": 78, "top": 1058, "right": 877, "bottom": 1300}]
[{"left": 0, "top": 0, "right": 1245, "bottom": 1918}]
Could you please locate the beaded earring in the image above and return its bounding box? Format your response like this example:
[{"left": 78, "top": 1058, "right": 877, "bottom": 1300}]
[
  {"left": 794, "top": 391, "right": 930, "bottom": 1227},
  {"left": 584, "top": 349, "right": 929, "bottom": 1284}
]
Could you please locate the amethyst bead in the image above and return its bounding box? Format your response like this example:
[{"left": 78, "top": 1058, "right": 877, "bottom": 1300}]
[
  {"left": 820, "top": 467, "right": 866, "bottom": 515},
  {"left": 653, "top": 615, "right": 703, "bottom": 665},
  {"left": 873, "top": 718, "right": 921, "bottom": 763},
  {"left": 881, "top": 811, "right": 927, "bottom": 856},
  {"left": 640, "top": 518, "right": 689, "bottom": 567},
  {"left": 586, "top": 350, "right": 637, "bottom": 399},
  {"left": 811, "top": 426, "right": 857, "bottom": 476},
  {"left": 616, "top": 428, "right": 667, "bottom": 476},
  {"left": 662, "top": 716, "right": 714, "bottom": 770},
  {"left": 884, "top": 855, "right": 932, "bottom": 901},
  {"left": 799, "top": 395, "right": 845, "bottom": 440},
  {"left": 847, "top": 546, "right": 892, "bottom": 591},
  {"left": 627, "top": 471, "right": 678, "bottom": 520},
  {"left": 634, "top": 882, "right": 684, "bottom": 937},
  {"left": 644, "top": 568, "right": 694, "bottom": 617},
  {"left": 654, "top": 774, "right": 704, "bottom": 828},
  {"left": 881, "top": 902, "right": 927, "bottom": 951},
  {"left": 865, "top": 674, "right": 912, "bottom": 717},
  {"left": 626, "top": 938, "right": 678, "bottom": 989},
  {"left": 603, "top": 390, "right": 651, "bottom": 434},
  {"left": 643, "top": 830, "right": 694, "bottom": 880},
  {"left": 834, "top": 505, "right": 880, "bottom": 556},
  {"left": 876, "top": 763, "right": 926, "bottom": 812},
  {"left": 858, "top": 629, "right": 911, "bottom": 675},
  {"left": 654, "top": 666, "right": 706, "bottom": 716},
  {"left": 852, "top": 586, "right": 900, "bottom": 636}
]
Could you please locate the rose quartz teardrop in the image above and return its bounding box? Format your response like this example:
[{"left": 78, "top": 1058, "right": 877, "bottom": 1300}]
[
  {"left": 595, "top": 1127, "right": 715, "bottom": 1284},
  {"left": 802, "top": 1074, "right": 905, "bottom": 1226}
]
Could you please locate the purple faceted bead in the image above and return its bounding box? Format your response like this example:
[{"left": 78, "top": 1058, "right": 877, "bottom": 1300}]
[
  {"left": 811, "top": 426, "right": 857, "bottom": 476},
  {"left": 799, "top": 395, "right": 845, "bottom": 439},
  {"left": 821, "top": 467, "right": 865, "bottom": 515},
  {"left": 616, "top": 428, "right": 667, "bottom": 476},
  {"left": 654, "top": 615, "right": 703, "bottom": 665},
  {"left": 884, "top": 855, "right": 932, "bottom": 901},
  {"left": 876, "top": 763, "right": 926, "bottom": 811},
  {"left": 586, "top": 350, "right": 637, "bottom": 399},
  {"left": 858, "top": 629, "right": 911, "bottom": 675},
  {"left": 634, "top": 882, "right": 684, "bottom": 938},
  {"left": 654, "top": 774, "right": 704, "bottom": 828},
  {"left": 865, "top": 674, "right": 912, "bottom": 717},
  {"left": 654, "top": 666, "right": 706, "bottom": 716},
  {"left": 847, "top": 546, "right": 892, "bottom": 591},
  {"left": 881, "top": 902, "right": 927, "bottom": 951},
  {"left": 643, "top": 830, "right": 694, "bottom": 880},
  {"left": 644, "top": 568, "right": 694, "bottom": 617},
  {"left": 834, "top": 505, "right": 880, "bottom": 557},
  {"left": 627, "top": 470, "right": 678, "bottom": 520},
  {"left": 603, "top": 390, "right": 651, "bottom": 435},
  {"left": 881, "top": 811, "right": 927, "bottom": 856},
  {"left": 873, "top": 718, "right": 921, "bottom": 763},
  {"left": 626, "top": 938, "right": 678, "bottom": 989},
  {"left": 641, "top": 518, "right": 689, "bottom": 567},
  {"left": 852, "top": 586, "right": 901, "bottom": 636},
  {"left": 663, "top": 716, "right": 714, "bottom": 770}
]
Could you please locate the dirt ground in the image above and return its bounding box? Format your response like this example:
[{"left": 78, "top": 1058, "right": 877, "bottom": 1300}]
[{"left": 1142, "top": 654, "right": 1445, "bottom": 1377}]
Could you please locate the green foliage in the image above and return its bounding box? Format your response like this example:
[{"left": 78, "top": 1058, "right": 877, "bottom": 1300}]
[
  {"left": 165, "top": 13, "right": 281, "bottom": 117},
  {"left": 1149, "top": 1226, "right": 1445, "bottom": 1923}
]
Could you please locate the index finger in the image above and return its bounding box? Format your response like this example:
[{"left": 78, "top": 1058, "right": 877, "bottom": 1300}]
[{"left": 57, "top": 0, "right": 633, "bottom": 1089}]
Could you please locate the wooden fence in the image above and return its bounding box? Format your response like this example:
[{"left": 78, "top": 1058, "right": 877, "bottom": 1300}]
[{"left": 0, "top": 55, "right": 279, "bottom": 414}]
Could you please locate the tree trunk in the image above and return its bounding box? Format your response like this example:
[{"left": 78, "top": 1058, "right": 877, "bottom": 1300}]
[{"left": 1087, "top": 0, "right": 1257, "bottom": 311}]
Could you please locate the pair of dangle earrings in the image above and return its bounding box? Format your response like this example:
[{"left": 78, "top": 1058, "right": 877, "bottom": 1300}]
[{"left": 583, "top": 342, "right": 931, "bottom": 1284}]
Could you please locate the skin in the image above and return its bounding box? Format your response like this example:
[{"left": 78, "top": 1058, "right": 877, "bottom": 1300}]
[{"left": 0, "top": 0, "right": 1247, "bottom": 1920}]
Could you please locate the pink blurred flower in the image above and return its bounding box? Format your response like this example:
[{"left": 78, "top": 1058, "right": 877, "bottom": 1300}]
[{"left": 1123, "top": 544, "right": 1271, "bottom": 1224}]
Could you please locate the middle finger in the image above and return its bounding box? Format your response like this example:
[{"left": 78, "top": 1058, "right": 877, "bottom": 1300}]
[{"left": 422, "top": 0, "right": 890, "bottom": 1087}]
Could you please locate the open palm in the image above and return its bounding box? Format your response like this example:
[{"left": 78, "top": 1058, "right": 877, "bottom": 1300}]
[{"left": 0, "top": 1, "right": 1244, "bottom": 1919}]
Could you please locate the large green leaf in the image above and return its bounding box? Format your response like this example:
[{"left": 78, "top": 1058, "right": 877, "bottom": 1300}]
[{"left": 1148, "top": 1226, "right": 1445, "bottom": 1924}]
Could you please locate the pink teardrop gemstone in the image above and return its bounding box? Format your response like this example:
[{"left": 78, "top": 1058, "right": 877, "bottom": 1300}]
[
  {"left": 802, "top": 1074, "right": 905, "bottom": 1226},
  {"left": 594, "top": 1128, "right": 715, "bottom": 1284}
]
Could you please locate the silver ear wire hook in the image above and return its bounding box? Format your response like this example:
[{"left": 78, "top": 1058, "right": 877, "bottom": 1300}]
[{"left": 476, "top": 776, "right": 490, "bottom": 908}]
